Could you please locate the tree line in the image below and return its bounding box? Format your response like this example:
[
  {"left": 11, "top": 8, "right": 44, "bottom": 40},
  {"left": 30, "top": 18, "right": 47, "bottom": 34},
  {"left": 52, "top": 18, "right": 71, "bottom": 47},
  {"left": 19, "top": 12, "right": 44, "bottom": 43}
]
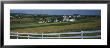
[{"left": 10, "top": 13, "right": 100, "bottom": 24}]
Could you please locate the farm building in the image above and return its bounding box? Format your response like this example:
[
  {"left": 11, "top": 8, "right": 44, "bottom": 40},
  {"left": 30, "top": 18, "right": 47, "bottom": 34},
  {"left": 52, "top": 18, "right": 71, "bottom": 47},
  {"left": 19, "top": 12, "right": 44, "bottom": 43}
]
[{"left": 62, "top": 14, "right": 80, "bottom": 22}]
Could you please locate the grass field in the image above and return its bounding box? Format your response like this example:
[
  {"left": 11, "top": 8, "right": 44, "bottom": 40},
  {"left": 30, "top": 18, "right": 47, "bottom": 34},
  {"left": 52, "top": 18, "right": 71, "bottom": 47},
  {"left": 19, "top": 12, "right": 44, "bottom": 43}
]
[{"left": 10, "top": 18, "right": 101, "bottom": 33}]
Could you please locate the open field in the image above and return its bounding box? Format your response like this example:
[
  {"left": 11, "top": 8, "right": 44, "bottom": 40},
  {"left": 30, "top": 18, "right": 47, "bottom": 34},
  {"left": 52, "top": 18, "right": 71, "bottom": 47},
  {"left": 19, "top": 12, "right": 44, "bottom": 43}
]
[{"left": 10, "top": 18, "right": 101, "bottom": 33}]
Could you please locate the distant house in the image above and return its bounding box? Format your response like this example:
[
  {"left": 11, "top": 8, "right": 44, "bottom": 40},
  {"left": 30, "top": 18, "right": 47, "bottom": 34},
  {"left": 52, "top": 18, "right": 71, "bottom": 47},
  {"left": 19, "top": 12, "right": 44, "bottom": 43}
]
[
  {"left": 38, "top": 21, "right": 43, "bottom": 23},
  {"left": 39, "top": 14, "right": 80, "bottom": 23},
  {"left": 63, "top": 15, "right": 75, "bottom": 22},
  {"left": 69, "top": 19, "right": 75, "bottom": 22},
  {"left": 63, "top": 15, "right": 69, "bottom": 22}
]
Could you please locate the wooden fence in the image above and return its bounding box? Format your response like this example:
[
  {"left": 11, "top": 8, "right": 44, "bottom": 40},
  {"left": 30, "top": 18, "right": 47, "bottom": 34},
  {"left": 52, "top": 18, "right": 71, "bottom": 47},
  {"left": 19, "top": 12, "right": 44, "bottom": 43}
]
[{"left": 10, "top": 30, "right": 101, "bottom": 39}]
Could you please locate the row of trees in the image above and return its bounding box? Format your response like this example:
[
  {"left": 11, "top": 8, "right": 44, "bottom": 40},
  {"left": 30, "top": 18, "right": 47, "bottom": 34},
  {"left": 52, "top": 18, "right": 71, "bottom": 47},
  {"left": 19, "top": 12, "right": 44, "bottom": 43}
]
[{"left": 10, "top": 13, "right": 64, "bottom": 24}]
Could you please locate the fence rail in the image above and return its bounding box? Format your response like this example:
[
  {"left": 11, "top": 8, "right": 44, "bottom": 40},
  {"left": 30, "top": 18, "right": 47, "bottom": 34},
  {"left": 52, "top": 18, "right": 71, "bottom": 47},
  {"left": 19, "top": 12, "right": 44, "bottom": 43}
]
[{"left": 10, "top": 30, "right": 101, "bottom": 39}]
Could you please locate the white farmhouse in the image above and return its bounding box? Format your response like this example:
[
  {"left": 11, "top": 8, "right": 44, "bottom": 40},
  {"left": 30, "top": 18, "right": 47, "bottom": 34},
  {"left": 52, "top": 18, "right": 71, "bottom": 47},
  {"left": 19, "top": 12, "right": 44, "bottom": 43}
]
[
  {"left": 63, "top": 15, "right": 69, "bottom": 22},
  {"left": 69, "top": 19, "right": 75, "bottom": 22},
  {"left": 63, "top": 15, "right": 76, "bottom": 22},
  {"left": 38, "top": 21, "right": 43, "bottom": 23}
]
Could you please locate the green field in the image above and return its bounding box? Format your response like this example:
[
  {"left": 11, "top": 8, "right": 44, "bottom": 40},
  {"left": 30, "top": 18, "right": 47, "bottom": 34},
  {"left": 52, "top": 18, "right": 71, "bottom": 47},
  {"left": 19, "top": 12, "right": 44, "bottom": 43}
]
[{"left": 10, "top": 17, "right": 101, "bottom": 33}]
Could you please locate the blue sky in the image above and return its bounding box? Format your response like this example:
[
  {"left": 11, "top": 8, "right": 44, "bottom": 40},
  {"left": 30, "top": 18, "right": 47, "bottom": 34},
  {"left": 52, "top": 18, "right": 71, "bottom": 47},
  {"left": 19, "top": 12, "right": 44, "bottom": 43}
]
[{"left": 10, "top": 9, "right": 101, "bottom": 15}]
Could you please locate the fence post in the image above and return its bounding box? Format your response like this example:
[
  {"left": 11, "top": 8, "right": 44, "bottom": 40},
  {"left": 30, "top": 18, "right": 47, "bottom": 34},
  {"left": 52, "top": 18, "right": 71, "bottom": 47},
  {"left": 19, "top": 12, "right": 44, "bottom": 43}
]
[
  {"left": 17, "top": 32, "right": 18, "bottom": 39},
  {"left": 59, "top": 33, "right": 60, "bottom": 39},
  {"left": 42, "top": 33, "right": 43, "bottom": 39},
  {"left": 81, "top": 31, "right": 83, "bottom": 39},
  {"left": 28, "top": 34, "right": 29, "bottom": 39}
]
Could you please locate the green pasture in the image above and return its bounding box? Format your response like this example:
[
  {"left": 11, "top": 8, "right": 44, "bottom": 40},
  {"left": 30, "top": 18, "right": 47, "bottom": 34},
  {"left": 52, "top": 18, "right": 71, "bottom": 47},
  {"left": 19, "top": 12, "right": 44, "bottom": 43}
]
[{"left": 10, "top": 18, "right": 101, "bottom": 33}]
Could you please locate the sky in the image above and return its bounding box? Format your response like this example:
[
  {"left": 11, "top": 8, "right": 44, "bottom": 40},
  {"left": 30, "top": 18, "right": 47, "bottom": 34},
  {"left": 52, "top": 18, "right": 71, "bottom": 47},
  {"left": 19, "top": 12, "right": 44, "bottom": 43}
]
[{"left": 10, "top": 9, "right": 101, "bottom": 15}]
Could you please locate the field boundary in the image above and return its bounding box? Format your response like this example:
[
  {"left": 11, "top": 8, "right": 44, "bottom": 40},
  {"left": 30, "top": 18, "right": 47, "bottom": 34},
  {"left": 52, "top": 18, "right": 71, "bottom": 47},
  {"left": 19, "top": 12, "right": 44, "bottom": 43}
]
[{"left": 10, "top": 30, "right": 101, "bottom": 39}]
